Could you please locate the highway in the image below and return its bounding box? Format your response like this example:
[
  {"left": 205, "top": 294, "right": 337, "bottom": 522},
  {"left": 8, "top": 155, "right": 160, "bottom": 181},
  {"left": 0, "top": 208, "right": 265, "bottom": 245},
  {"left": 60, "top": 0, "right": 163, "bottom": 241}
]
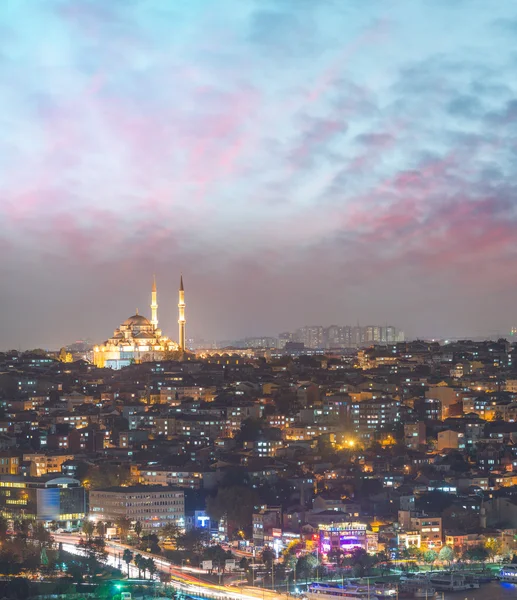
[{"left": 53, "top": 534, "right": 286, "bottom": 600}]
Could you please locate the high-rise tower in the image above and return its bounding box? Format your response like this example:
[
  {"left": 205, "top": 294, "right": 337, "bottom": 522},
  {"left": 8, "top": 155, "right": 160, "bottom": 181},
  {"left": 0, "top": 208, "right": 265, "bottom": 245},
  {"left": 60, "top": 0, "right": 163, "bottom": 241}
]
[
  {"left": 150, "top": 275, "right": 158, "bottom": 329},
  {"left": 178, "top": 275, "right": 186, "bottom": 351}
]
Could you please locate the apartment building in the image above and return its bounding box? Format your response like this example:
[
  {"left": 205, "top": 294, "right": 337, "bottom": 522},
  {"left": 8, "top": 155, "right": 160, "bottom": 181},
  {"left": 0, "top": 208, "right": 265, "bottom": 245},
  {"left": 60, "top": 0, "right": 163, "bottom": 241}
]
[
  {"left": 138, "top": 468, "right": 204, "bottom": 489},
  {"left": 351, "top": 398, "right": 401, "bottom": 439},
  {"left": 23, "top": 452, "right": 75, "bottom": 477}
]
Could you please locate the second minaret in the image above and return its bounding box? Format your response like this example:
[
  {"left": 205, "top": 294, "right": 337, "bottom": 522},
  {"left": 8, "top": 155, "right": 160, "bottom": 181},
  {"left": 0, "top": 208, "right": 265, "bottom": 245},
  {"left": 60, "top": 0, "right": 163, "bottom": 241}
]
[
  {"left": 178, "top": 275, "right": 186, "bottom": 351},
  {"left": 151, "top": 275, "right": 158, "bottom": 330}
]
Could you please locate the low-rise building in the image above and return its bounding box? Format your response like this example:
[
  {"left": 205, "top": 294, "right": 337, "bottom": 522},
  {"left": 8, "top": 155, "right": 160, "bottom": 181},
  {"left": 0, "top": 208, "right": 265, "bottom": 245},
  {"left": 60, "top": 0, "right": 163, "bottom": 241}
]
[
  {"left": 404, "top": 422, "right": 426, "bottom": 450},
  {"left": 89, "top": 485, "right": 185, "bottom": 530},
  {"left": 0, "top": 451, "right": 21, "bottom": 475},
  {"left": 437, "top": 430, "right": 465, "bottom": 451},
  {"left": 319, "top": 522, "right": 376, "bottom": 555},
  {"left": 23, "top": 452, "right": 75, "bottom": 477},
  {"left": 399, "top": 511, "right": 443, "bottom": 549},
  {"left": 252, "top": 505, "right": 282, "bottom": 547}
]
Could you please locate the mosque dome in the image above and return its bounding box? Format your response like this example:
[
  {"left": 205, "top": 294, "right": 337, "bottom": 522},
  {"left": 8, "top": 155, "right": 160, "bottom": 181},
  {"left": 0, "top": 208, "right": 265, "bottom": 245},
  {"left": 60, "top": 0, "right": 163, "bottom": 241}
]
[{"left": 123, "top": 314, "right": 152, "bottom": 327}]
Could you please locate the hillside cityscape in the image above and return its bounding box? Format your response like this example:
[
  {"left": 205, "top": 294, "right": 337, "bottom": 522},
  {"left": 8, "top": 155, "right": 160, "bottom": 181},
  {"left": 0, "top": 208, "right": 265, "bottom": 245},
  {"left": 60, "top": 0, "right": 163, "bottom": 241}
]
[{"left": 2, "top": 316, "right": 517, "bottom": 598}]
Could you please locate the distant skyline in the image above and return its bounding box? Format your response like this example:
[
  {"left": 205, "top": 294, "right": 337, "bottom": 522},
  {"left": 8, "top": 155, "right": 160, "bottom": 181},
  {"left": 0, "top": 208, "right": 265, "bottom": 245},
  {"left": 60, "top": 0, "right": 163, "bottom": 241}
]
[{"left": 1, "top": 0, "right": 517, "bottom": 349}]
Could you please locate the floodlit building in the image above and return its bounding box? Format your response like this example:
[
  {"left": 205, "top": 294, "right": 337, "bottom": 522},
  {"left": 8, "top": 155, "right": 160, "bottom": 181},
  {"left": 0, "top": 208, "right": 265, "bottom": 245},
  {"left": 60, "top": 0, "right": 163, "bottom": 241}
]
[
  {"left": 93, "top": 276, "right": 186, "bottom": 369},
  {"left": 319, "top": 522, "right": 369, "bottom": 555},
  {"left": 89, "top": 485, "right": 185, "bottom": 530},
  {"left": 0, "top": 475, "right": 85, "bottom": 527}
]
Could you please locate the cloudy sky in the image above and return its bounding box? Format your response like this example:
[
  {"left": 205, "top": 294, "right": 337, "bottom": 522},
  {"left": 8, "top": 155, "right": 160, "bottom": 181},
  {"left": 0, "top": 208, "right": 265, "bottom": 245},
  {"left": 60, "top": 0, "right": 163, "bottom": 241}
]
[{"left": 1, "top": 0, "right": 517, "bottom": 349}]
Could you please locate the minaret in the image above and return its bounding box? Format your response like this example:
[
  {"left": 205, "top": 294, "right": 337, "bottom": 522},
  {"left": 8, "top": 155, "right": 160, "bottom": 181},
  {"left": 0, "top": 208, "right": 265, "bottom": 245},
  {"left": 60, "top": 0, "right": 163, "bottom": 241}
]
[
  {"left": 178, "top": 275, "right": 186, "bottom": 351},
  {"left": 150, "top": 275, "right": 158, "bottom": 330}
]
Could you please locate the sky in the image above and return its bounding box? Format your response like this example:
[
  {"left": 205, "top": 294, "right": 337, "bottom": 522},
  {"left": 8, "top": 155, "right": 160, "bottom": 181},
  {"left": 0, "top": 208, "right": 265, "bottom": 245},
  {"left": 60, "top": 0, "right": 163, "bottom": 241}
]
[{"left": 1, "top": 0, "right": 517, "bottom": 349}]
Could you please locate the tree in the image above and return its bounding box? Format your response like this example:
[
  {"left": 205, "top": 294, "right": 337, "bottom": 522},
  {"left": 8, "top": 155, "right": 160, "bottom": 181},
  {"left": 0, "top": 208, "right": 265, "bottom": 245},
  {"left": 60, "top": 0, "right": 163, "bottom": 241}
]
[
  {"left": 134, "top": 520, "right": 143, "bottom": 540},
  {"left": 261, "top": 548, "right": 275, "bottom": 571},
  {"left": 234, "top": 417, "right": 266, "bottom": 445},
  {"left": 147, "top": 557, "right": 157, "bottom": 580},
  {"left": 317, "top": 436, "right": 336, "bottom": 459},
  {"left": 96, "top": 521, "right": 106, "bottom": 538},
  {"left": 296, "top": 553, "right": 319, "bottom": 584},
  {"left": 85, "top": 463, "right": 131, "bottom": 490},
  {"left": 82, "top": 520, "right": 95, "bottom": 540},
  {"left": 33, "top": 522, "right": 52, "bottom": 547},
  {"left": 14, "top": 519, "right": 30, "bottom": 539},
  {"left": 485, "top": 537, "right": 503, "bottom": 560},
  {"left": 134, "top": 553, "right": 144, "bottom": 579},
  {"left": 202, "top": 545, "right": 231, "bottom": 573},
  {"left": 272, "top": 561, "right": 286, "bottom": 584},
  {"left": 423, "top": 550, "right": 438, "bottom": 564},
  {"left": 28, "top": 348, "right": 48, "bottom": 357},
  {"left": 344, "top": 548, "right": 376, "bottom": 577},
  {"left": 123, "top": 549, "right": 134, "bottom": 579},
  {"left": 78, "top": 536, "right": 108, "bottom": 576},
  {"left": 283, "top": 540, "right": 304, "bottom": 559},
  {"left": 176, "top": 529, "right": 208, "bottom": 554},
  {"left": 463, "top": 547, "right": 488, "bottom": 562},
  {"left": 206, "top": 485, "right": 259, "bottom": 537},
  {"left": 284, "top": 552, "right": 298, "bottom": 573},
  {"left": 116, "top": 517, "right": 132, "bottom": 542},
  {"left": 220, "top": 466, "right": 250, "bottom": 487},
  {"left": 0, "top": 516, "right": 9, "bottom": 541},
  {"left": 139, "top": 533, "right": 160, "bottom": 554},
  {"left": 406, "top": 546, "right": 423, "bottom": 560},
  {"left": 140, "top": 557, "right": 149, "bottom": 579},
  {"left": 159, "top": 522, "right": 181, "bottom": 542},
  {"left": 376, "top": 552, "right": 392, "bottom": 576},
  {"left": 438, "top": 545, "right": 455, "bottom": 564}
]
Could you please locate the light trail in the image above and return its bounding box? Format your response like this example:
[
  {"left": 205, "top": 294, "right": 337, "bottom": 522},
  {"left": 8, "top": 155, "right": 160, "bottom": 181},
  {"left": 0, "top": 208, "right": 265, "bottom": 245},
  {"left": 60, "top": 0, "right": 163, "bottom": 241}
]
[{"left": 55, "top": 536, "right": 286, "bottom": 600}]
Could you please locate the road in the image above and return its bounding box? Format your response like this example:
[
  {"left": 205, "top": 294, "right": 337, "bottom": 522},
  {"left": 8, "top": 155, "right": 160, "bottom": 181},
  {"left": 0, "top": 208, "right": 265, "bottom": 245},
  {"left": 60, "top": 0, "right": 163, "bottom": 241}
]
[{"left": 53, "top": 534, "right": 286, "bottom": 600}]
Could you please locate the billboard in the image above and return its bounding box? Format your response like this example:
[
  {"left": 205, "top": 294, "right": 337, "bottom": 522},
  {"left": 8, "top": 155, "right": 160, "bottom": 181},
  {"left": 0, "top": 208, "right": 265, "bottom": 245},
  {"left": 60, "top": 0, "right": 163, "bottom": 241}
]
[{"left": 36, "top": 488, "right": 61, "bottom": 521}]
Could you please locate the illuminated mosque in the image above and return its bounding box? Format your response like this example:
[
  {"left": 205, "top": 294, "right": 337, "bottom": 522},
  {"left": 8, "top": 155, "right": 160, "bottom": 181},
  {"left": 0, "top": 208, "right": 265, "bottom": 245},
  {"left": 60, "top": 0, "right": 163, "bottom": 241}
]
[{"left": 93, "top": 276, "right": 186, "bottom": 369}]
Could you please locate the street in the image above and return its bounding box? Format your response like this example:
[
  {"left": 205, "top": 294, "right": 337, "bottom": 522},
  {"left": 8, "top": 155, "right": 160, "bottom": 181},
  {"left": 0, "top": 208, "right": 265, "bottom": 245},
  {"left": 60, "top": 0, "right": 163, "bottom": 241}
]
[{"left": 53, "top": 534, "right": 286, "bottom": 600}]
